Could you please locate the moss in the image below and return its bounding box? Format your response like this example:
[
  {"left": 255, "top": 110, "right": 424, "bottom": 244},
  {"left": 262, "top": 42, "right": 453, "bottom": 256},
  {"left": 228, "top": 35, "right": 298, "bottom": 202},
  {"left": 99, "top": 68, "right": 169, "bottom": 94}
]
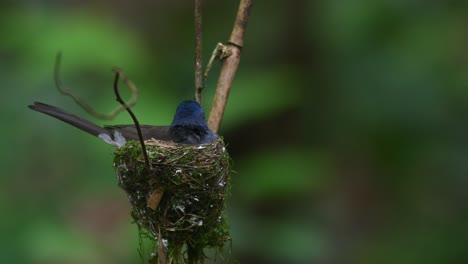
[{"left": 113, "top": 138, "right": 231, "bottom": 263}]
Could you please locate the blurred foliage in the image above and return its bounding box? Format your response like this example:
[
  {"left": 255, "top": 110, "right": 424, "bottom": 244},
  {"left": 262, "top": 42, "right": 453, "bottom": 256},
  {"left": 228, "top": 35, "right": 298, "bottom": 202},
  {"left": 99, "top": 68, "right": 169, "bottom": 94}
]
[{"left": 1, "top": 0, "right": 468, "bottom": 264}]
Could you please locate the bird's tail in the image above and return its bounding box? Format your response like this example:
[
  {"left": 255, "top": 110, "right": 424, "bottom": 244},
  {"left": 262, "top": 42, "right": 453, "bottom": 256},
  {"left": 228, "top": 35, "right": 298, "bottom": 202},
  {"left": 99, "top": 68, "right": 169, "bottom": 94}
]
[{"left": 29, "top": 102, "right": 108, "bottom": 137}]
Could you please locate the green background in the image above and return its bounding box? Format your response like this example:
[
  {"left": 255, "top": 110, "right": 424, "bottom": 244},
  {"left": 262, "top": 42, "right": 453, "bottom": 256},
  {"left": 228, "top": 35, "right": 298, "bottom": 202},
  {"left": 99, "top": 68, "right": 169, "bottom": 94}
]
[{"left": 2, "top": 0, "right": 468, "bottom": 263}]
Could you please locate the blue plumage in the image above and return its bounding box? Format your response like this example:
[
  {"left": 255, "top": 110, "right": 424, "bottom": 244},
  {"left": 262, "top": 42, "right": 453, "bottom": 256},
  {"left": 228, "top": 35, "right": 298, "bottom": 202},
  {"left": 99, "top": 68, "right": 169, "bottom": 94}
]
[{"left": 170, "top": 101, "right": 218, "bottom": 144}]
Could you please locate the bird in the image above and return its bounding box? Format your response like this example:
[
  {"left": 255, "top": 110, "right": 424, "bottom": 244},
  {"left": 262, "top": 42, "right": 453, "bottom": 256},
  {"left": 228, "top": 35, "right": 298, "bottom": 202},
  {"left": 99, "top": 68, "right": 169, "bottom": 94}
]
[{"left": 28, "top": 100, "right": 218, "bottom": 146}]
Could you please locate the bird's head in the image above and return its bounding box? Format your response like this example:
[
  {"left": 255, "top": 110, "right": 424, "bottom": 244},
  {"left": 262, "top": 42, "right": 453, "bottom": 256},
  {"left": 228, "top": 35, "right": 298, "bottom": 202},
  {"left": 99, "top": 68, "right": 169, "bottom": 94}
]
[{"left": 170, "top": 100, "right": 208, "bottom": 128}]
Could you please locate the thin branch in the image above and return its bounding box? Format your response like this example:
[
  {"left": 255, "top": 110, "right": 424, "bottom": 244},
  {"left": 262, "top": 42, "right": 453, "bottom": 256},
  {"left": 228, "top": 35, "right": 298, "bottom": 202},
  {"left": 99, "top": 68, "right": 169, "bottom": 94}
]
[
  {"left": 112, "top": 68, "right": 151, "bottom": 170},
  {"left": 203, "top": 43, "right": 231, "bottom": 85},
  {"left": 208, "top": 0, "right": 253, "bottom": 133},
  {"left": 157, "top": 227, "right": 168, "bottom": 264},
  {"left": 194, "top": 0, "right": 203, "bottom": 104},
  {"left": 54, "top": 52, "right": 138, "bottom": 120}
]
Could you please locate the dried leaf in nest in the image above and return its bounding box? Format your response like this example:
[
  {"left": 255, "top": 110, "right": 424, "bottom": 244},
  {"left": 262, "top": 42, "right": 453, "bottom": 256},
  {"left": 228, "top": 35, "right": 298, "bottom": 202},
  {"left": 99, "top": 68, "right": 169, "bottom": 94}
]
[{"left": 113, "top": 137, "right": 231, "bottom": 263}]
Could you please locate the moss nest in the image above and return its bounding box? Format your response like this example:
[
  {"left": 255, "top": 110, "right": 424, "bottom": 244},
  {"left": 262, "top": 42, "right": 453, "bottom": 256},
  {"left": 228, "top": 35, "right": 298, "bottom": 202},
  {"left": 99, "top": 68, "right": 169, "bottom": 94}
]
[{"left": 113, "top": 138, "right": 231, "bottom": 263}]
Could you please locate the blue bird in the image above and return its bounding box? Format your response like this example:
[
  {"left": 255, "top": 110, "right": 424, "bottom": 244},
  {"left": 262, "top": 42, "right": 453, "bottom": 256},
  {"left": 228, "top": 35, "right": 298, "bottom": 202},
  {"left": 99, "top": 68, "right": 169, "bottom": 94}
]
[{"left": 28, "top": 100, "right": 218, "bottom": 146}]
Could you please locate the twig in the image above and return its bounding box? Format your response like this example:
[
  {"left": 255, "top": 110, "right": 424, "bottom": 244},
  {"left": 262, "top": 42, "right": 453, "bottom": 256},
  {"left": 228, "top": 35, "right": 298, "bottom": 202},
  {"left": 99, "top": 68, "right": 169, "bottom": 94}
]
[
  {"left": 194, "top": 0, "right": 203, "bottom": 104},
  {"left": 112, "top": 68, "right": 151, "bottom": 169},
  {"left": 157, "top": 227, "right": 168, "bottom": 264},
  {"left": 54, "top": 52, "right": 138, "bottom": 120},
  {"left": 203, "top": 43, "right": 231, "bottom": 85},
  {"left": 208, "top": 0, "right": 253, "bottom": 133}
]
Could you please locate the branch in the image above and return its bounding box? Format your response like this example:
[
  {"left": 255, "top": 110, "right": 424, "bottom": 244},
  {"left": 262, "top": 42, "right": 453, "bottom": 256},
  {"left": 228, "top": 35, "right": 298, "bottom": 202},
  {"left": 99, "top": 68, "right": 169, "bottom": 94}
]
[
  {"left": 112, "top": 68, "right": 151, "bottom": 170},
  {"left": 194, "top": 0, "right": 203, "bottom": 104},
  {"left": 208, "top": 0, "right": 253, "bottom": 133},
  {"left": 54, "top": 52, "right": 138, "bottom": 120}
]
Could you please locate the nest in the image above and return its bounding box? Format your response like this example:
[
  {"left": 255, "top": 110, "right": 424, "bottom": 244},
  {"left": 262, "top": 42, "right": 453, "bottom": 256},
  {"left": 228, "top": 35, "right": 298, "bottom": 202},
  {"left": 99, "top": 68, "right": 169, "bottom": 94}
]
[{"left": 113, "top": 138, "right": 231, "bottom": 263}]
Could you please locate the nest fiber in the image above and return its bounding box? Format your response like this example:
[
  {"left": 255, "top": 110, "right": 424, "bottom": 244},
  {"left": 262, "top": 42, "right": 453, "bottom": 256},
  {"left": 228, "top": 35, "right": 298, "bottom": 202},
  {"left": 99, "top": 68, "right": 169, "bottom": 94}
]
[{"left": 113, "top": 138, "right": 231, "bottom": 263}]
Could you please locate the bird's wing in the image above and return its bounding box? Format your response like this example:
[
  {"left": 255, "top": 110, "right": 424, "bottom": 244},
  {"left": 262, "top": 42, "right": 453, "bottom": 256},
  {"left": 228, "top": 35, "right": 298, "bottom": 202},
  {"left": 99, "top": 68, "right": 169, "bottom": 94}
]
[{"left": 104, "top": 125, "right": 172, "bottom": 141}]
